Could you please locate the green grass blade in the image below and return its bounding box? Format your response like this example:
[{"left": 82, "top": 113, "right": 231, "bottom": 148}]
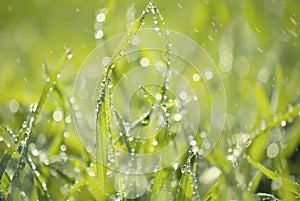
[
  {"left": 247, "top": 155, "right": 300, "bottom": 198},
  {"left": 114, "top": 111, "right": 132, "bottom": 153},
  {"left": 247, "top": 171, "right": 262, "bottom": 193},
  {"left": 202, "top": 175, "right": 224, "bottom": 201}
]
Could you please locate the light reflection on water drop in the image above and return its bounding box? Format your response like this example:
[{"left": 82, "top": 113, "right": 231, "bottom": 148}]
[
  {"left": 140, "top": 57, "right": 150, "bottom": 67},
  {"left": 94, "top": 29, "right": 104, "bottom": 39}
]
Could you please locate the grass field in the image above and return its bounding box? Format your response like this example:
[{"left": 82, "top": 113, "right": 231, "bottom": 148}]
[{"left": 0, "top": 0, "right": 300, "bottom": 200}]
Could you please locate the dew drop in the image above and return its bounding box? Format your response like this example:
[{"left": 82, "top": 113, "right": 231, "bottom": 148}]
[
  {"left": 140, "top": 57, "right": 150, "bottom": 67},
  {"left": 65, "top": 116, "right": 71, "bottom": 124},
  {"left": 60, "top": 144, "right": 67, "bottom": 152},
  {"left": 281, "top": 120, "right": 287, "bottom": 127},
  {"left": 0, "top": 137, "right": 3, "bottom": 142},
  {"left": 271, "top": 177, "right": 283, "bottom": 191},
  {"left": 173, "top": 113, "right": 182, "bottom": 122},
  {"left": 32, "top": 149, "right": 39, "bottom": 156},
  {"left": 53, "top": 110, "right": 63, "bottom": 122},
  {"left": 204, "top": 141, "right": 211, "bottom": 149},
  {"left": 9, "top": 99, "right": 19, "bottom": 113},
  {"left": 290, "top": 16, "right": 298, "bottom": 26},
  {"left": 155, "top": 93, "right": 162, "bottom": 101},
  {"left": 258, "top": 68, "right": 270, "bottom": 83},
  {"left": 192, "top": 73, "right": 201, "bottom": 82},
  {"left": 67, "top": 53, "right": 73, "bottom": 60},
  {"left": 204, "top": 70, "right": 213, "bottom": 80},
  {"left": 94, "top": 29, "right": 104, "bottom": 39},
  {"left": 56, "top": 73, "right": 61, "bottom": 79},
  {"left": 267, "top": 143, "right": 279, "bottom": 158},
  {"left": 179, "top": 91, "right": 187, "bottom": 100},
  {"left": 190, "top": 140, "right": 197, "bottom": 146},
  {"left": 96, "top": 13, "right": 106, "bottom": 22},
  {"left": 114, "top": 174, "right": 148, "bottom": 199}
]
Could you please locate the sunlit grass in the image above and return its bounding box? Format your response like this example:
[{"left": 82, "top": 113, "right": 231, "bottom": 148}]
[{"left": 0, "top": 1, "right": 300, "bottom": 201}]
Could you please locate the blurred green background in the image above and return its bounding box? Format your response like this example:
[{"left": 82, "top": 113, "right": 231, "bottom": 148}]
[{"left": 0, "top": 0, "right": 300, "bottom": 200}]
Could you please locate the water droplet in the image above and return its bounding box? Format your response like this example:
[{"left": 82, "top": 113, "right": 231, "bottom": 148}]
[
  {"left": 155, "top": 93, "right": 162, "bottom": 101},
  {"left": 154, "top": 27, "right": 160, "bottom": 32},
  {"left": 267, "top": 143, "right": 279, "bottom": 158},
  {"left": 60, "top": 145, "right": 67, "bottom": 152},
  {"left": 30, "top": 103, "right": 37, "bottom": 112},
  {"left": 114, "top": 174, "right": 148, "bottom": 199},
  {"left": 67, "top": 53, "right": 73, "bottom": 60},
  {"left": 181, "top": 165, "right": 187, "bottom": 173},
  {"left": 140, "top": 57, "right": 150, "bottom": 67},
  {"left": 65, "top": 116, "right": 71, "bottom": 124},
  {"left": 0, "top": 137, "right": 3, "bottom": 142},
  {"left": 204, "top": 141, "right": 211, "bottom": 149},
  {"left": 32, "top": 149, "right": 39, "bottom": 156},
  {"left": 173, "top": 113, "right": 182, "bottom": 122},
  {"left": 271, "top": 177, "right": 283, "bottom": 191},
  {"left": 204, "top": 70, "right": 213, "bottom": 80},
  {"left": 64, "top": 131, "right": 70, "bottom": 138},
  {"left": 219, "top": 51, "right": 233, "bottom": 72},
  {"left": 96, "top": 13, "right": 106, "bottom": 22},
  {"left": 290, "top": 16, "right": 298, "bottom": 26},
  {"left": 190, "top": 140, "right": 197, "bottom": 146},
  {"left": 56, "top": 73, "right": 61, "bottom": 79},
  {"left": 192, "top": 73, "right": 200, "bottom": 82},
  {"left": 281, "top": 120, "right": 286, "bottom": 127},
  {"left": 179, "top": 91, "right": 187, "bottom": 100},
  {"left": 94, "top": 29, "right": 104, "bottom": 39},
  {"left": 258, "top": 68, "right": 270, "bottom": 83},
  {"left": 9, "top": 99, "right": 19, "bottom": 113},
  {"left": 152, "top": 140, "right": 158, "bottom": 146},
  {"left": 53, "top": 110, "right": 63, "bottom": 122}
]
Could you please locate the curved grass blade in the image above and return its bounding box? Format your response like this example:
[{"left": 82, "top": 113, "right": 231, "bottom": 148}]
[
  {"left": 4, "top": 49, "right": 71, "bottom": 200},
  {"left": 247, "top": 155, "right": 300, "bottom": 199},
  {"left": 248, "top": 104, "right": 300, "bottom": 161},
  {"left": 202, "top": 175, "right": 224, "bottom": 201},
  {"left": 114, "top": 111, "right": 132, "bottom": 153},
  {"left": 175, "top": 153, "right": 199, "bottom": 201},
  {"left": 247, "top": 171, "right": 262, "bottom": 193}
]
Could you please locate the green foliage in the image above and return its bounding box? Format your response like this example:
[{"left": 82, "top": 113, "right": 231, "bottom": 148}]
[{"left": 1, "top": 0, "right": 300, "bottom": 201}]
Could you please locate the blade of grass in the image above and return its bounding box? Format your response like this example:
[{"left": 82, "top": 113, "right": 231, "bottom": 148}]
[
  {"left": 246, "top": 155, "right": 299, "bottom": 198},
  {"left": 4, "top": 49, "right": 71, "bottom": 200},
  {"left": 247, "top": 171, "right": 262, "bottom": 193},
  {"left": 202, "top": 175, "right": 224, "bottom": 201},
  {"left": 114, "top": 111, "right": 132, "bottom": 153},
  {"left": 248, "top": 104, "right": 300, "bottom": 161}
]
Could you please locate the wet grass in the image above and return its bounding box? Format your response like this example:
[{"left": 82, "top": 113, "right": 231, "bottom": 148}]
[{"left": 0, "top": 1, "right": 300, "bottom": 201}]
